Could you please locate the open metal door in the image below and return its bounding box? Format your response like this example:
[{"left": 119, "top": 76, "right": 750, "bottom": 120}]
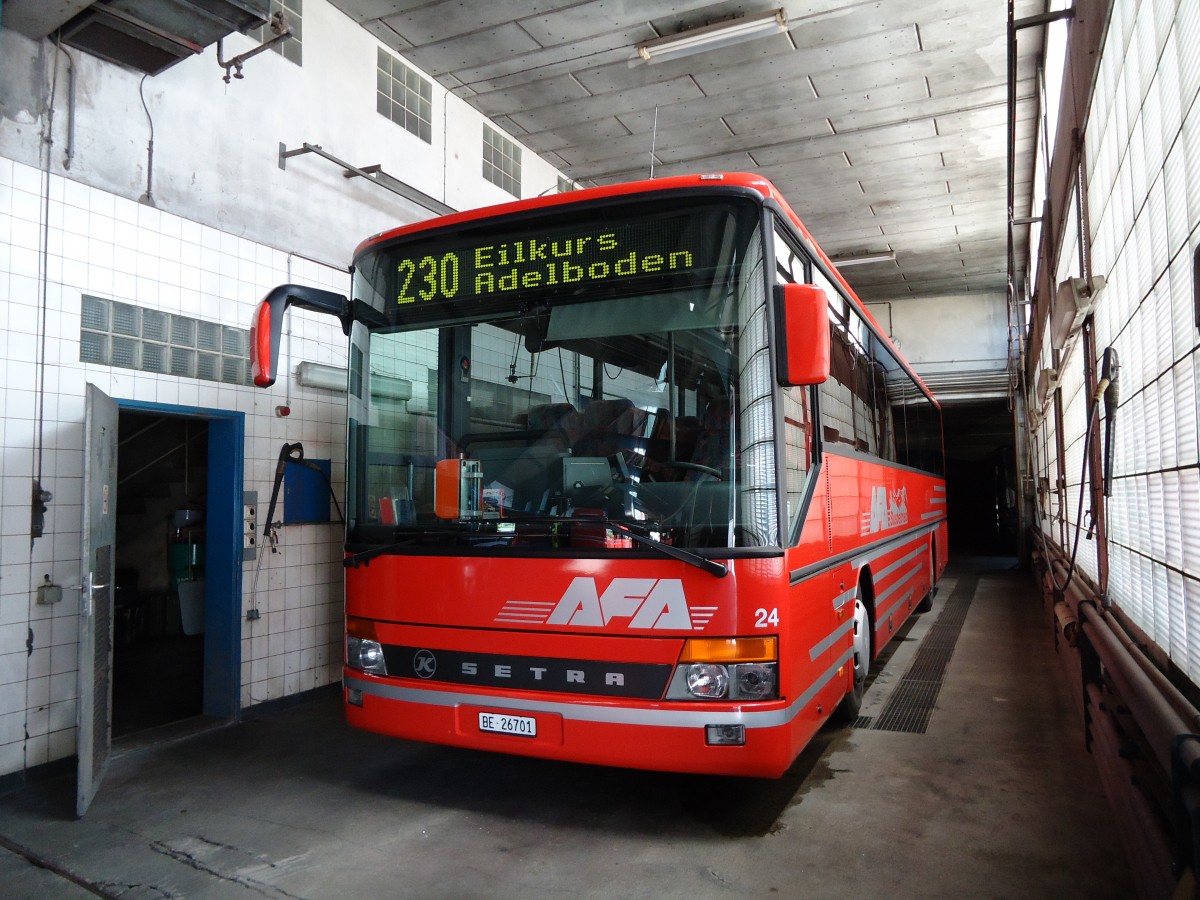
[{"left": 77, "top": 384, "right": 118, "bottom": 816}]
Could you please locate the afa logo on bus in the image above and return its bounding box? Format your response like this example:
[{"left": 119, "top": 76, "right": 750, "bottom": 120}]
[
  {"left": 494, "top": 577, "right": 718, "bottom": 632},
  {"left": 861, "top": 486, "right": 909, "bottom": 536}
]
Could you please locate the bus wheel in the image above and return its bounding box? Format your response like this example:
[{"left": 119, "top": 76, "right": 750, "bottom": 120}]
[
  {"left": 834, "top": 589, "right": 871, "bottom": 722},
  {"left": 916, "top": 546, "right": 935, "bottom": 612},
  {"left": 916, "top": 589, "right": 934, "bottom": 613}
]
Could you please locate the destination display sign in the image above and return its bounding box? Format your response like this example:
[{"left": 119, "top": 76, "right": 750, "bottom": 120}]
[
  {"left": 396, "top": 231, "right": 701, "bottom": 307},
  {"left": 356, "top": 197, "right": 759, "bottom": 326}
]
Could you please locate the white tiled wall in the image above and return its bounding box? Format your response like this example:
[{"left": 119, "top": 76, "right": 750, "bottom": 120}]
[
  {"left": 1031, "top": 0, "right": 1200, "bottom": 683},
  {"left": 0, "top": 0, "right": 579, "bottom": 779},
  {"left": 0, "top": 156, "right": 350, "bottom": 775}
]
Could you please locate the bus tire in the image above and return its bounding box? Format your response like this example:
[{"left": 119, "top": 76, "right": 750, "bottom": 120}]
[
  {"left": 833, "top": 587, "right": 872, "bottom": 722},
  {"left": 916, "top": 543, "right": 936, "bottom": 613}
]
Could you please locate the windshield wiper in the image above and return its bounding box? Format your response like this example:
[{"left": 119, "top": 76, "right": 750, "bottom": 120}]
[
  {"left": 343, "top": 540, "right": 416, "bottom": 568},
  {"left": 607, "top": 521, "right": 728, "bottom": 578},
  {"left": 343, "top": 522, "right": 728, "bottom": 578}
]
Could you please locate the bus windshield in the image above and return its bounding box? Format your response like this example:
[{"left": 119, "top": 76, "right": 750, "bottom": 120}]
[{"left": 345, "top": 194, "right": 779, "bottom": 554}]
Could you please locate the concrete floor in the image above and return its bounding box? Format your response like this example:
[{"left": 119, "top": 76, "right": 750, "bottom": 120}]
[{"left": 0, "top": 558, "right": 1134, "bottom": 899}]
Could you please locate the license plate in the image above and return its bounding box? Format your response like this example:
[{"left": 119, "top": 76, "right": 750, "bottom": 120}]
[{"left": 478, "top": 711, "right": 537, "bottom": 737}]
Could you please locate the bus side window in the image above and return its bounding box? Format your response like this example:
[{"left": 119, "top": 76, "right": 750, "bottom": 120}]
[
  {"left": 819, "top": 321, "right": 857, "bottom": 448},
  {"left": 783, "top": 384, "right": 814, "bottom": 539},
  {"left": 773, "top": 229, "right": 804, "bottom": 284}
]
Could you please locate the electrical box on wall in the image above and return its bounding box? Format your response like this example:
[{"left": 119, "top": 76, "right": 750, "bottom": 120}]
[
  {"left": 284, "top": 460, "right": 332, "bottom": 524},
  {"left": 243, "top": 490, "right": 258, "bottom": 560}
]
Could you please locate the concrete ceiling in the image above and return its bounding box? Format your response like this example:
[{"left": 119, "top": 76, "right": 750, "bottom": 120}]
[{"left": 330, "top": 0, "right": 1047, "bottom": 304}]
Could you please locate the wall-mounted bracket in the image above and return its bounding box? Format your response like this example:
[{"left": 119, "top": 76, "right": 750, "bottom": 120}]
[{"left": 276, "top": 141, "right": 455, "bottom": 216}]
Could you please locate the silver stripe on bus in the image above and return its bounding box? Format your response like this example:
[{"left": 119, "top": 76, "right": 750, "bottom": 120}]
[
  {"left": 345, "top": 648, "right": 854, "bottom": 732},
  {"left": 832, "top": 585, "right": 857, "bottom": 611},
  {"left": 864, "top": 542, "right": 928, "bottom": 585},
  {"left": 789, "top": 520, "right": 943, "bottom": 585},
  {"left": 874, "top": 557, "right": 924, "bottom": 605},
  {"left": 852, "top": 533, "right": 927, "bottom": 572},
  {"left": 933, "top": 484, "right": 946, "bottom": 492},
  {"left": 810, "top": 618, "right": 855, "bottom": 661},
  {"left": 873, "top": 562, "right": 924, "bottom": 624},
  {"left": 921, "top": 510, "right": 943, "bottom": 520}
]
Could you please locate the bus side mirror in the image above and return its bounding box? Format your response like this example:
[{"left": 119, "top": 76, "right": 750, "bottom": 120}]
[
  {"left": 774, "top": 283, "right": 830, "bottom": 386},
  {"left": 250, "top": 284, "right": 353, "bottom": 388}
]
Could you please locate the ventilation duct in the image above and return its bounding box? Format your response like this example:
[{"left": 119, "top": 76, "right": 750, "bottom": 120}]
[{"left": 54, "top": 1, "right": 270, "bottom": 75}]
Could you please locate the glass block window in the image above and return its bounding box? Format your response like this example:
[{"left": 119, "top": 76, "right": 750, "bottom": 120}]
[
  {"left": 170, "top": 348, "right": 196, "bottom": 378},
  {"left": 197, "top": 352, "right": 220, "bottom": 382},
  {"left": 483, "top": 125, "right": 521, "bottom": 198},
  {"left": 222, "top": 325, "right": 246, "bottom": 357},
  {"left": 142, "top": 309, "right": 168, "bottom": 342},
  {"left": 80, "top": 331, "right": 108, "bottom": 365},
  {"left": 171, "top": 316, "right": 196, "bottom": 347},
  {"left": 82, "top": 295, "right": 109, "bottom": 331},
  {"left": 112, "top": 301, "right": 139, "bottom": 336},
  {"left": 222, "top": 357, "right": 244, "bottom": 385},
  {"left": 377, "top": 49, "right": 433, "bottom": 143},
  {"left": 198, "top": 320, "right": 222, "bottom": 352},
  {"left": 254, "top": 0, "right": 302, "bottom": 66},
  {"left": 141, "top": 342, "right": 167, "bottom": 374},
  {"left": 111, "top": 336, "right": 138, "bottom": 369},
  {"left": 80, "top": 295, "right": 252, "bottom": 385}
]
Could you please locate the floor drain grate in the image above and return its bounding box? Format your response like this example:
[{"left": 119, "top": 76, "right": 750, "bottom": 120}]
[
  {"left": 868, "top": 574, "right": 979, "bottom": 734},
  {"left": 853, "top": 715, "right": 874, "bottom": 729}
]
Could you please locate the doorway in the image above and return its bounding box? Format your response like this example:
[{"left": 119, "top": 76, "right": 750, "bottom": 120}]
[
  {"left": 942, "top": 400, "right": 1019, "bottom": 556},
  {"left": 111, "top": 403, "right": 243, "bottom": 738}
]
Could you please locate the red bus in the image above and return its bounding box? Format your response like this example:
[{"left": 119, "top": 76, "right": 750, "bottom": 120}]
[{"left": 251, "top": 172, "right": 947, "bottom": 778}]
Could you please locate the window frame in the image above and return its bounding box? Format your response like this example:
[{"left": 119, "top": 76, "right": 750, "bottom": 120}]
[
  {"left": 482, "top": 125, "right": 522, "bottom": 198},
  {"left": 376, "top": 48, "right": 434, "bottom": 144}
]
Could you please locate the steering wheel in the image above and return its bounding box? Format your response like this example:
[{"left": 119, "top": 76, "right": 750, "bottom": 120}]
[{"left": 658, "top": 460, "right": 722, "bottom": 480}]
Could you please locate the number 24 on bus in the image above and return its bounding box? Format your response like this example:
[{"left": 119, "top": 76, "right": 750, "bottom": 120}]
[{"left": 250, "top": 172, "right": 947, "bottom": 778}]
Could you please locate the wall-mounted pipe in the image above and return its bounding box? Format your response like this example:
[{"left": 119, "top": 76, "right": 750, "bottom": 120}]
[
  {"left": 216, "top": 12, "right": 293, "bottom": 84},
  {"left": 1054, "top": 552, "right": 1200, "bottom": 736},
  {"left": 1053, "top": 600, "right": 1076, "bottom": 645},
  {"left": 1039, "top": 535, "right": 1200, "bottom": 893},
  {"left": 63, "top": 45, "right": 76, "bottom": 170},
  {"left": 138, "top": 74, "right": 155, "bottom": 206},
  {"left": 1085, "top": 681, "right": 1177, "bottom": 899},
  {"left": 1078, "top": 599, "right": 1193, "bottom": 776}
]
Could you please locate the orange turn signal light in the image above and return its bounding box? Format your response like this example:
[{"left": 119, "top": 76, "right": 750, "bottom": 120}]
[
  {"left": 679, "top": 636, "right": 777, "bottom": 663},
  {"left": 346, "top": 616, "right": 378, "bottom": 640}
]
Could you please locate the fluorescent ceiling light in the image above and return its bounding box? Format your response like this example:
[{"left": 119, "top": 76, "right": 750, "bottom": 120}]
[
  {"left": 830, "top": 251, "right": 897, "bottom": 267},
  {"left": 634, "top": 9, "right": 788, "bottom": 64}
]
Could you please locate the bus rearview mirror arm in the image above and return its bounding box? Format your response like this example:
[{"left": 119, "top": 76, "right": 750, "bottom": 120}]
[{"left": 250, "top": 284, "right": 352, "bottom": 388}]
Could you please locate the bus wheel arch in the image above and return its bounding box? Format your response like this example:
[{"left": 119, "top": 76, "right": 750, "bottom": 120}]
[
  {"left": 917, "top": 536, "right": 936, "bottom": 613},
  {"left": 833, "top": 569, "right": 875, "bottom": 722}
]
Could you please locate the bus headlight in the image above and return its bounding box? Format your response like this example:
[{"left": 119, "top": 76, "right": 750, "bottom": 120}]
[
  {"left": 685, "top": 664, "right": 729, "bottom": 698},
  {"left": 734, "top": 663, "right": 777, "bottom": 700},
  {"left": 346, "top": 636, "right": 387, "bottom": 675},
  {"left": 665, "top": 638, "right": 779, "bottom": 701}
]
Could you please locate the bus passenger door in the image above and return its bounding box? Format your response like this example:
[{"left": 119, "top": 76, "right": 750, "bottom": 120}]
[{"left": 77, "top": 384, "right": 118, "bottom": 816}]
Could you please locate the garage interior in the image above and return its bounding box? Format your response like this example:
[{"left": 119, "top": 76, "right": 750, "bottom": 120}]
[{"left": 0, "top": 0, "right": 1195, "bottom": 897}]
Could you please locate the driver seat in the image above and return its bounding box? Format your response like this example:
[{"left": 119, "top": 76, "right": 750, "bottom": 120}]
[{"left": 685, "top": 397, "right": 731, "bottom": 480}]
